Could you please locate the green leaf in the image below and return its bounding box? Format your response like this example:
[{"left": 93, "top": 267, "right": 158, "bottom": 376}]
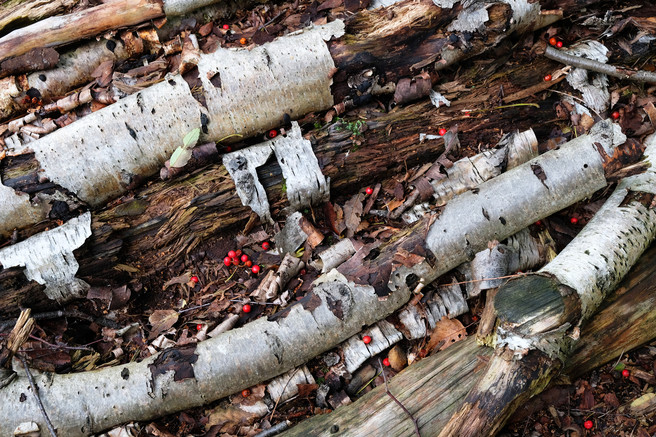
[
  {"left": 614, "top": 362, "right": 626, "bottom": 371},
  {"left": 170, "top": 146, "right": 193, "bottom": 168},
  {"left": 183, "top": 128, "right": 201, "bottom": 148}
]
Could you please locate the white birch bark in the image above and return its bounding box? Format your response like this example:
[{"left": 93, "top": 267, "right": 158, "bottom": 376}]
[
  {"left": 496, "top": 133, "right": 656, "bottom": 359},
  {"left": 0, "top": 22, "right": 343, "bottom": 237}
]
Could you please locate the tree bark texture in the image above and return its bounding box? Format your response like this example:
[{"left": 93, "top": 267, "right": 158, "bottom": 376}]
[
  {"left": 0, "top": 123, "right": 636, "bottom": 435},
  {"left": 436, "top": 133, "right": 656, "bottom": 437},
  {"left": 281, "top": 241, "right": 656, "bottom": 436},
  {"left": 0, "top": 0, "right": 163, "bottom": 62}
]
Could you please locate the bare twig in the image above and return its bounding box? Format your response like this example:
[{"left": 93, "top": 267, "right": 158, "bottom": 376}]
[
  {"left": 254, "top": 420, "right": 291, "bottom": 437},
  {"left": 545, "top": 46, "right": 656, "bottom": 83},
  {"left": 19, "top": 355, "right": 58, "bottom": 437},
  {"left": 379, "top": 358, "right": 421, "bottom": 437},
  {"left": 269, "top": 368, "right": 300, "bottom": 421}
]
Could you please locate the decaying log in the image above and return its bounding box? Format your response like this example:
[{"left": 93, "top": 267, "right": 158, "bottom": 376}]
[
  {"left": 1, "top": 0, "right": 573, "bottom": 239},
  {"left": 0, "top": 92, "right": 559, "bottom": 317},
  {"left": 281, "top": 240, "right": 656, "bottom": 435},
  {"left": 0, "top": 0, "right": 163, "bottom": 62},
  {"left": 437, "top": 133, "right": 656, "bottom": 437},
  {"left": 0, "top": 0, "right": 79, "bottom": 37},
  {"left": 0, "top": 121, "right": 633, "bottom": 434}
]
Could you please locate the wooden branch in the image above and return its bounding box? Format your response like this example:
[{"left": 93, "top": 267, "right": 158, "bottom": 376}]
[
  {"left": 280, "top": 241, "right": 656, "bottom": 435},
  {"left": 545, "top": 46, "right": 656, "bottom": 84},
  {"left": 0, "top": 0, "right": 79, "bottom": 37},
  {"left": 0, "top": 123, "right": 633, "bottom": 435},
  {"left": 0, "top": 0, "right": 163, "bottom": 62},
  {"left": 437, "top": 133, "right": 656, "bottom": 436}
]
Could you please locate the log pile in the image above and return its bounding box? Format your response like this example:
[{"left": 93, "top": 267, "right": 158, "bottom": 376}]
[{"left": 0, "top": 0, "right": 655, "bottom": 435}]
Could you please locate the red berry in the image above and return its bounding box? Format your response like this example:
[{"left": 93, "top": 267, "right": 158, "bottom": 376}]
[
  {"left": 612, "top": 111, "right": 620, "bottom": 120},
  {"left": 382, "top": 358, "right": 390, "bottom": 367},
  {"left": 223, "top": 24, "right": 230, "bottom": 30},
  {"left": 245, "top": 260, "right": 252, "bottom": 267},
  {"left": 225, "top": 146, "right": 232, "bottom": 152},
  {"left": 365, "top": 187, "right": 373, "bottom": 195},
  {"left": 262, "top": 241, "right": 270, "bottom": 250},
  {"left": 583, "top": 420, "right": 593, "bottom": 430},
  {"left": 438, "top": 128, "right": 447, "bottom": 136},
  {"left": 232, "top": 257, "right": 239, "bottom": 266},
  {"left": 268, "top": 129, "right": 278, "bottom": 139},
  {"left": 251, "top": 265, "right": 260, "bottom": 274},
  {"left": 228, "top": 250, "right": 236, "bottom": 258},
  {"left": 223, "top": 256, "right": 232, "bottom": 266},
  {"left": 362, "top": 335, "right": 372, "bottom": 344},
  {"left": 300, "top": 269, "right": 306, "bottom": 275},
  {"left": 570, "top": 217, "right": 579, "bottom": 225},
  {"left": 242, "top": 304, "right": 251, "bottom": 313},
  {"left": 535, "top": 220, "right": 543, "bottom": 226},
  {"left": 235, "top": 249, "right": 242, "bottom": 257},
  {"left": 622, "top": 369, "right": 630, "bottom": 377},
  {"left": 240, "top": 254, "right": 249, "bottom": 263},
  {"left": 549, "top": 37, "right": 557, "bottom": 46},
  {"left": 544, "top": 74, "right": 552, "bottom": 81},
  {"left": 472, "top": 315, "right": 479, "bottom": 322},
  {"left": 240, "top": 37, "right": 247, "bottom": 45},
  {"left": 190, "top": 275, "right": 199, "bottom": 283},
  {"left": 556, "top": 41, "right": 563, "bottom": 48},
  {"left": 196, "top": 323, "right": 203, "bottom": 331},
  {"left": 242, "top": 389, "right": 250, "bottom": 397}
]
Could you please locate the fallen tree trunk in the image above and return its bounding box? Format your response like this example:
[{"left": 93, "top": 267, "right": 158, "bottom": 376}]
[
  {"left": 0, "top": 79, "right": 559, "bottom": 316},
  {"left": 0, "top": 121, "right": 631, "bottom": 435},
  {"left": 0, "top": 0, "right": 568, "bottom": 239},
  {"left": 0, "top": 0, "right": 164, "bottom": 62},
  {"left": 281, "top": 240, "right": 656, "bottom": 435},
  {"left": 437, "top": 132, "right": 656, "bottom": 437}
]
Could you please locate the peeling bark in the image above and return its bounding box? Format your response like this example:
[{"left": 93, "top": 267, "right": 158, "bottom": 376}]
[{"left": 437, "top": 133, "right": 656, "bottom": 437}]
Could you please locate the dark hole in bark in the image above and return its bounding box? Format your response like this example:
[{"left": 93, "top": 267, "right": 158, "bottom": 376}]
[
  {"left": 209, "top": 72, "right": 222, "bottom": 88},
  {"left": 405, "top": 273, "right": 419, "bottom": 289}
]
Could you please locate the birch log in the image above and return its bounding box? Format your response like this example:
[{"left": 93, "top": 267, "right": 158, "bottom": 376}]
[
  {"left": 282, "top": 240, "right": 656, "bottom": 436},
  {"left": 0, "top": 121, "right": 632, "bottom": 435},
  {"left": 437, "top": 133, "right": 656, "bottom": 437}
]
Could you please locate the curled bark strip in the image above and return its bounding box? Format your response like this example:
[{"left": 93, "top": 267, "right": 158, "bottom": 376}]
[
  {"left": 545, "top": 45, "right": 656, "bottom": 83},
  {"left": 0, "top": 212, "right": 91, "bottom": 302},
  {"left": 438, "top": 133, "right": 656, "bottom": 437}
]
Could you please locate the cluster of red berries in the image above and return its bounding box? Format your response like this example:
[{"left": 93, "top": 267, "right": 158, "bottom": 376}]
[
  {"left": 548, "top": 37, "right": 563, "bottom": 48},
  {"left": 223, "top": 249, "right": 260, "bottom": 274}
]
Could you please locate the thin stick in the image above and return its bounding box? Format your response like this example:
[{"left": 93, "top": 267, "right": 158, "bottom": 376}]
[
  {"left": 545, "top": 46, "right": 656, "bottom": 84},
  {"left": 378, "top": 358, "right": 421, "bottom": 437},
  {"left": 269, "top": 368, "right": 300, "bottom": 422},
  {"left": 19, "top": 355, "right": 57, "bottom": 437}
]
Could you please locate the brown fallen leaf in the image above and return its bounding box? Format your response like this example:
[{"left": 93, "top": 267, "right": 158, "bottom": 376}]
[
  {"left": 427, "top": 316, "right": 467, "bottom": 354},
  {"left": 163, "top": 274, "right": 190, "bottom": 290},
  {"left": 148, "top": 309, "right": 179, "bottom": 339}
]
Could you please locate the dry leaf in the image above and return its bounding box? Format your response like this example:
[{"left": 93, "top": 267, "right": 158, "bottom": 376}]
[
  {"left": 427, "top": 316, "right": 467, "bottom": 354},
  {"left": 343, "top": 193, "right": 364, "bottom": 238},
  {"left": 387, "top": 344, "right": 407, "bottom": 371},
  {"left": 163, "top": 274, "right": 190, "bottom": 290},
  {"left": 148, "top": 310, "right": 179, "bottom": 339}
]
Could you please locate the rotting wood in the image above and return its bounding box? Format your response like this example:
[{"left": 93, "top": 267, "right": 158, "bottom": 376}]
[
  {"left": 0, "top": 0, "right": 164, "bottom": 62},
  {"left": 0, "top": 95, "right": 557, "bottom": 317},
  {"left": 0, "top": 121, "right": 636, "bottom": 435},
  {"left": 436, "top": 133, "right": 656, "bottom": 437},
  {"left": 0, "top": 0, "right": 582, "bottom": 235},
  {"left": 279, "top": 240, "right": 656, "bottom": 436},
  {"left": 0, "top": 0, "right": 79, "bottom": 37}
]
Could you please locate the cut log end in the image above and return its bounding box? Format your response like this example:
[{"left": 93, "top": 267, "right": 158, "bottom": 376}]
[{"left": 494, "top": 274, "right": 581, "bottom": 336}]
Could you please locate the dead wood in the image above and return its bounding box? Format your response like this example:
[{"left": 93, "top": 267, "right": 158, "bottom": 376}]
[
  {"left": 0, "top": 0, "right": 79, "bottom": 37},
  {"left": 0, "top": 0, "right": 164, "bottom": 62},
  {"left": 436, "top": 134, "right": 656, "bottom": 437},
  {"left": 0, "top": 122, "right": 631, "bottom": 435},
  {"left": 0, "top": 97, "right": 558, "bottom": 318},
  {"left": 280, "top": 240, "right": 656, "bottom": 435}
]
